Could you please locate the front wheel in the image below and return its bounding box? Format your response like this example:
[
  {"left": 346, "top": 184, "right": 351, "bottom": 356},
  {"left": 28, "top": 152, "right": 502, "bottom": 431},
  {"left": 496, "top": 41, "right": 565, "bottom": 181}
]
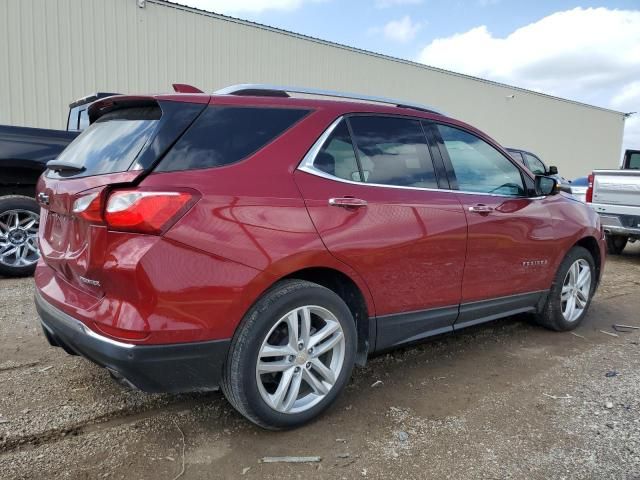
[
  {"left": 534, "top": 246, "right": 596, "bottom": 331},
  {"left": 0, "top": 195, "right": 40, "bottom": 277},
  {"left": 221, "top": 279, "right": 357, "bottom": 429}
]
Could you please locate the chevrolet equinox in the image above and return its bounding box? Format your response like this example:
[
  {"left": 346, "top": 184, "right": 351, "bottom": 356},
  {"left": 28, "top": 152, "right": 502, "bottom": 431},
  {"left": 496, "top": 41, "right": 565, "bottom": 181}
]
[{"left": 34, "top": 85, "right": 606, "bottom": 429}]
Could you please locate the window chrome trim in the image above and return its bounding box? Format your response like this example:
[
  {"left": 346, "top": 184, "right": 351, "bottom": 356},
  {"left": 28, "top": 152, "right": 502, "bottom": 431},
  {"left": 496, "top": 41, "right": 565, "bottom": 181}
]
[
  {"left": 299, "top": 116, "right": 344, "bottom": 171},
  {"left": 297, "top": 115, "right": 541, "bottom": 199}
]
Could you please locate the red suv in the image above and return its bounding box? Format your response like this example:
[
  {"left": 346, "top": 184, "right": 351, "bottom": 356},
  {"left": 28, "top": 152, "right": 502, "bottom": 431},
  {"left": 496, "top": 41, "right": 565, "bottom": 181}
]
[{"left": 35, "top": 85, "right": 605, "bottom": 429}]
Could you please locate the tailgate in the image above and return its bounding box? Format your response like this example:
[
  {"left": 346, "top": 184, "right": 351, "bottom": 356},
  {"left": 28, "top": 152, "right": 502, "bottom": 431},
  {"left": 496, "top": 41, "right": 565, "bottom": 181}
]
[
  {"left": 38, "top": 171, "right": 140, "bottom": 296},
  {"left": 36, "top": 97, "right": 207, "bottom": 296},
  {"left": 593, "top": 170, "right": 640, "bottom": 208}
]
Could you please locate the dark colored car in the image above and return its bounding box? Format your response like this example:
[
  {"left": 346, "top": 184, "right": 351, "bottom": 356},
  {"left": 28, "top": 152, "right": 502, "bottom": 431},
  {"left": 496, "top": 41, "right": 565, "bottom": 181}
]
[
  {"left": 0, "top": 92, "right": 117, "bottom": 277},
  {"left": 34, "top": 85, "right": 606, "bottom": 429},
  {"left": 506, "top": 147, "right": 568, "bottom": 184}
]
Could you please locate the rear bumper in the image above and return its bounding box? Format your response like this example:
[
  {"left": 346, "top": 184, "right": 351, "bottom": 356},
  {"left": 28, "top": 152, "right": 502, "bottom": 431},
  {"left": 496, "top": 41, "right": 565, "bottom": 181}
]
[
  {"left": 35, "top": 291, "right": 230, "bottom": 393},
  {"left": 598, "top": 213, "right": 640, "bottom": 238}
]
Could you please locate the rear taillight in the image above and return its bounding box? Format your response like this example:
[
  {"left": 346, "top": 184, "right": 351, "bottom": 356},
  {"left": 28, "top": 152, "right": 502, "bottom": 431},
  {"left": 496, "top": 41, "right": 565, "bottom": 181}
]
[
  {"left": 72, "top": 188, "right": 196, "bottom": 234},
  {"left": 72, "top": 192, "right": 103, "bottom": 223},
  {"left": 105, "top": 190, "right": 194, "bottom": 234},
  {"left": 585, "top": 173, "right": 594, "bottom": 203}
]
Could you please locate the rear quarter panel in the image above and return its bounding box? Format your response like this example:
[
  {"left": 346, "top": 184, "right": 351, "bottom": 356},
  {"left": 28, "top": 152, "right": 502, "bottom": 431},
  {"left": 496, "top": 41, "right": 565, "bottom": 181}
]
[{"left": 139, "top": 107, "right": 377, "bottom": 337}]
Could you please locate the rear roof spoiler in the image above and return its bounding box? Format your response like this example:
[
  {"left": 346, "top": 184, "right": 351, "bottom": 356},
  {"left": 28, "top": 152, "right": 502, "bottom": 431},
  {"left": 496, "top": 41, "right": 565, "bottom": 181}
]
[
  {"left": 68, "top": 92, "right": 120, "bottom": 109},
  {"left": 87, "top": 96, "right": 160, "bottom": 123}
]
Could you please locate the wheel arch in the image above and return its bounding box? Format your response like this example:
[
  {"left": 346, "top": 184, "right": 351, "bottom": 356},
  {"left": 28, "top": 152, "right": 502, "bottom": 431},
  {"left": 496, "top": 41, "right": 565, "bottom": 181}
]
[
  {"left": 278, "top": 266, "right": 374, "bottom": 366},
  {"left": 574, "top": 235, "right": 602, "bottom": 284}
]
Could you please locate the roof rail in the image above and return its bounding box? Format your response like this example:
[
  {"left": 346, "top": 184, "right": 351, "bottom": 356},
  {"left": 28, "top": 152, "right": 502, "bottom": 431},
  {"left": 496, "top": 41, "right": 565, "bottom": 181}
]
[{"left": 214, "top": 84, "right": 446, "bottom": 115}]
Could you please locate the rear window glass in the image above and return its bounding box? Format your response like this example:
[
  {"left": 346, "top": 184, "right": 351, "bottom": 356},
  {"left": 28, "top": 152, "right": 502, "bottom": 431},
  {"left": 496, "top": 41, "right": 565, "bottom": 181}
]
[
  {"left": 156, "top": 106, "right": 310, "bottom": 172},
  {"left": 348, "top": 116, "right": 437, "bottom": 188},
  {"left": 49, "top": 106, "right": 160, "bottom": 178}
]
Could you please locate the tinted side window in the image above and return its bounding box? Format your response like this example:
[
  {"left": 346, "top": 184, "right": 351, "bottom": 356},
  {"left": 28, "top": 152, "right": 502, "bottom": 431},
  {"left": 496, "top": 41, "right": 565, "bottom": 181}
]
[
  {"left": 437, "top": 124, "right": 525, "bottom": 196},
  {"left": 524, "top": 153, "right": 546, "bottom": 175},
  {"left": 629, "top": 152, "right": 640, "bottom": 169},
  {"left": 157, "top": 107, "right": 309, "bottom": 172},
  {"left": 314, "top": 120, "right": 361, "bottom": 182},
  {"left": 348, "top": 116, "right": 437, "bottom": 188}
]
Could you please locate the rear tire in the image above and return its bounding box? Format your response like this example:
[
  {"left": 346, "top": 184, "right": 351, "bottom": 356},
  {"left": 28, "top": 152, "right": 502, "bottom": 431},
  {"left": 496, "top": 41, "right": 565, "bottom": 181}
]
[
  {"left": 0, "top": 195, "right": 40, "bottom": 277},
  {"left": 606, "top": 234, "right": 627, "bottom": 255},
  {"left": 534, "top": 246, "right": 596, "bottom": 331},
  {"left": 221, "top": 279, "right": 356, "bottom": 430}
]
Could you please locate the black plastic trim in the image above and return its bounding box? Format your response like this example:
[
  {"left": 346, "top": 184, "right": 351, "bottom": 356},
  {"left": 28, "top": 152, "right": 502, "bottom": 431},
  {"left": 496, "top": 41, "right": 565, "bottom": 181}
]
[
  {"left": 454, "top": 291, "right": 547, "bottom": 330},
  {"left": 374, "top": 290, "right": 548, "bottom": 351},
  {"left": 375, "top": 304, "right": 458, "bottom": 351},
  {"left": 421, "top": 121, "right": 451, "bottom": 190},
  {"left": 35, "top": 291, "right": 230, "bottom": 393}
]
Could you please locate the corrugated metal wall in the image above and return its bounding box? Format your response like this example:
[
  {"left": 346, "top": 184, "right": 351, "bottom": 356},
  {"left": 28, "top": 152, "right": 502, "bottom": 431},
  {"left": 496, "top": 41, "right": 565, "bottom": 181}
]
[{"left": 0, "top": 0, "right": 625, "bottom": 177}]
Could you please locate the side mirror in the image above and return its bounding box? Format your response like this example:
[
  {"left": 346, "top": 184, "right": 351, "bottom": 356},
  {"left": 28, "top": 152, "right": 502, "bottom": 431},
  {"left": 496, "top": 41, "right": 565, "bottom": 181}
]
[
  {"left": 535, "top": 175, "right": 558, "bottom": 196},
  {"left": 548, "top": 165, "right": 558, "bottom": 175}
]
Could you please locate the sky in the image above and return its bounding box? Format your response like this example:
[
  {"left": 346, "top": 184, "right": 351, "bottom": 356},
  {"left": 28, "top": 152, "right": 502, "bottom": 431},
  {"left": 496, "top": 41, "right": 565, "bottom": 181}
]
[{"left": 177, "top": 0, "right": 640, "bottom": 156}]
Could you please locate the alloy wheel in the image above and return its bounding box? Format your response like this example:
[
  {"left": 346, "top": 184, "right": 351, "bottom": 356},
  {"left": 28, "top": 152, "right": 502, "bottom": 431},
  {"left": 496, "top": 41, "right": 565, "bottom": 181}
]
[
  {"left": 0, "top": 209, "right": 40, "bottom": 268},
  {"left": 560, "top": 258, "right": 591, "bottom": 322},
  {"left": 256, "top": 305, "right": 346, "bottom": 414}
]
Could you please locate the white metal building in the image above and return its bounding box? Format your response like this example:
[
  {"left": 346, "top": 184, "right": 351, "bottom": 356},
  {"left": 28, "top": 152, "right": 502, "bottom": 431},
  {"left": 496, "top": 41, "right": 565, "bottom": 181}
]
[{"left": 0, "top": 0, "right": 626, "bottom": 178}]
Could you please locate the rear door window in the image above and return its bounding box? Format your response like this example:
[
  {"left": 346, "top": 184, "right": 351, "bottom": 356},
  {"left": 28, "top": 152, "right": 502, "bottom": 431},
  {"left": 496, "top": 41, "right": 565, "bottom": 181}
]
[
  {"left": 49, "top": 106, "right": 161, "bottom": 178},
  {"left": 347, "top": 116, "right": 437, "bottom": 188},
  {"left": 156, "top": 106, "right": 310, "bottom": 172}
]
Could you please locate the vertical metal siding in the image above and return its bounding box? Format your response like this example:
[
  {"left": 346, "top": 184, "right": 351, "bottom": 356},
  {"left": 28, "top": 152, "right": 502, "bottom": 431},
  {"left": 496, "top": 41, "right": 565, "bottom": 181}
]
[{"left": 0, "top": 0, "right": 625, "bottom": 177}]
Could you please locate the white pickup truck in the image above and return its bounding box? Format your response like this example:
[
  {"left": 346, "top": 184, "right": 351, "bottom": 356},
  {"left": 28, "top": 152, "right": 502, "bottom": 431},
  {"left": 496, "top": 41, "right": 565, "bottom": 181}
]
[{"left": 587, "top": 149, "right": 640, "bottom": 254}]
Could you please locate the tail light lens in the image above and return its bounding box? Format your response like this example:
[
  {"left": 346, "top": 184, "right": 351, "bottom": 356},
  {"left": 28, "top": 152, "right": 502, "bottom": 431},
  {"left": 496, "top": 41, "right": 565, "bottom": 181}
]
[
  {"left": 585, "top": 174, "right": 594, "bottom": 203},
  {"left": 72, "top": 192, "right": 103, "bottom": 223},
  {"left": 105, "top": 190, "right": 195, "bottom": 234}
]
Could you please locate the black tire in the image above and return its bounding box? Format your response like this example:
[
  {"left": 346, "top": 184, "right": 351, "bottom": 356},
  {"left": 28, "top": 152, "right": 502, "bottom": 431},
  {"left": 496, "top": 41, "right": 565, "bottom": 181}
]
[
  {"left": 606, "top": 234, "right": 627, "bottom": 255},
  {"left": 0, "top": 195, "right": 40, "bottom": 277},
  {"left": 221, "top": 279, "right": 357, "bottom": 430},
  {"left": 534, "top": 246, "right": 596, "bottom": 331}
]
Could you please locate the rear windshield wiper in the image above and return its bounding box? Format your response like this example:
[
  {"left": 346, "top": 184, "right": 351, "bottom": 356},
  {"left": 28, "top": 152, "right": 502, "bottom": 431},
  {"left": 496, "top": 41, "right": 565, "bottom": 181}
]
[{"left": 46, "top": 160, "right": 86, "bottom": 173}]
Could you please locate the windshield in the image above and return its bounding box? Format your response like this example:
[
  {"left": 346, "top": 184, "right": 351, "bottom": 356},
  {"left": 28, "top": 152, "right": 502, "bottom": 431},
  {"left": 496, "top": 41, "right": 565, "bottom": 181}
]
[{"left": 48, "top": 106, "right": 160, "bottom": 178}]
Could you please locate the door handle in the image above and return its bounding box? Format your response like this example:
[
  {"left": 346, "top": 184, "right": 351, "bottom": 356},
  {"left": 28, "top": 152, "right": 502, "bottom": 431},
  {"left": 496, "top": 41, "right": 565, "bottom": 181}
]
[
  {"left": 468, "top": 204, "right": 494, "bottom": 214},
  {"left": 328, "top": 197, "right": 368, "bottom": 208}
]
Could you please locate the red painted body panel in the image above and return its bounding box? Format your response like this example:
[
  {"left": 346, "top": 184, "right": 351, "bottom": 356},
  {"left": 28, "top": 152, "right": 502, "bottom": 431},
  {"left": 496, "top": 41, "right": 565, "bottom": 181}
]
[
  {"left": 456, "top": 194, "right": 556, "bottom": 302},
  {"left": 545, "top": 193, "right": 606, "bottom": 276},
  {"left": 294, "top": 170, "right": 467, "bottom": 314},
  {"left": 34, "top": 92, "right": 606, "bottom": 349}
]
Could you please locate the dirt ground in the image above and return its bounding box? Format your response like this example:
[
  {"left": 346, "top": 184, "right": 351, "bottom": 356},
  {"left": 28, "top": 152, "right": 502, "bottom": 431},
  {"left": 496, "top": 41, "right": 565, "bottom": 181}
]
[{"left": 1, "top": 244, "right": 640, "bottom": 480}]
